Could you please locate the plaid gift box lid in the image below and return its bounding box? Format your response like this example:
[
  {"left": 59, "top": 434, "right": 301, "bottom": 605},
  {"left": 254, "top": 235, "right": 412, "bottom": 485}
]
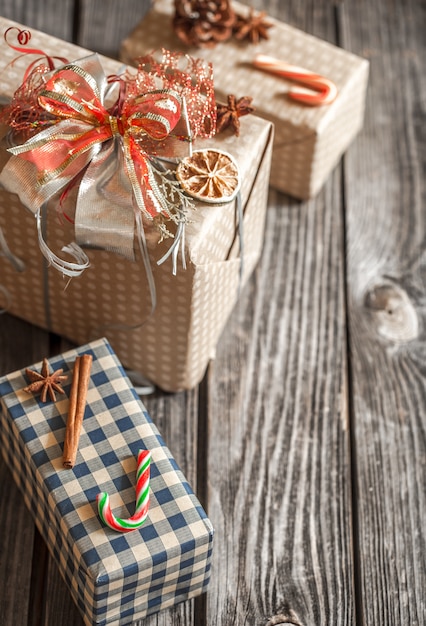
[{"left": 0, "top": 338, "right": 213, "bottom": 626}]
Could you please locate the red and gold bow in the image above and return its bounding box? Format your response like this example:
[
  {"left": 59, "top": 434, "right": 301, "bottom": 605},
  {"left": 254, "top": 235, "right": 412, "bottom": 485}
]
[{"left": 0, "top": 51, "right": 216, "bottom": 275}]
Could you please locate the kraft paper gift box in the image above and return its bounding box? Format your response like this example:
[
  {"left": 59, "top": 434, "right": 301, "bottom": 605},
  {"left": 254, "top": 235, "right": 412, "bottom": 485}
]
[
  {"left": 0, "top": 338, "right": 214, "bottom": 626},
  {"left": 0, "top": 17, "right": 273, "bottom": 392},
  {"left": 120, "top": 0, "right": 369, "bottom": 199}
]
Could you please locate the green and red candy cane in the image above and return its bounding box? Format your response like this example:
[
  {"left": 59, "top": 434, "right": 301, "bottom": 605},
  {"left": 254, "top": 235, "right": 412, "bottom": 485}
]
[{"left": 96, "top": 449, "right": 151, "bottom": 532}]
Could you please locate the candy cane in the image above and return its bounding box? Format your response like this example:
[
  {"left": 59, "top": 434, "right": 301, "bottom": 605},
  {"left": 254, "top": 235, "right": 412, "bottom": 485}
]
[
  {"left": 96, "top": 449, "right": 151, "bottom": 532},
  {"left": 253, "top": 54, "right": 338, "bottom": 106}
]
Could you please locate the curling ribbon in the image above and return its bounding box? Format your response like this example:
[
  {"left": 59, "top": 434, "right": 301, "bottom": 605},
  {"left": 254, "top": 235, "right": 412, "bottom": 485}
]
[
  {"left": 253, "top": 54, "right": 338, "bottom": 105},
  {"left": 3, "top": 26, "right": 68, "bottom": 81},
  {"left": 0, "top": 224, "right": 25, "bottom": 314},
  {"left": 0, "top": 49, "right": 216, "bottom": 278},
  {"left": 0, "top": 285, "right": 12, "bottom": 314},
  {"left": 0, "top": 225, "right": 25, "bottom": 272},
  {"left": 0, "top": 227, "right": 25, "bottom": 315},
  {"left": 96, "top": 449, "right": 151, "bottom": 532}
]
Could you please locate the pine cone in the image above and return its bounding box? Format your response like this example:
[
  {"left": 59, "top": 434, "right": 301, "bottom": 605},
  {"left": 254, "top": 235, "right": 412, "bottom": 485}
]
[{"left": 173, "top": 0, "right": 236, "bottom": 48}]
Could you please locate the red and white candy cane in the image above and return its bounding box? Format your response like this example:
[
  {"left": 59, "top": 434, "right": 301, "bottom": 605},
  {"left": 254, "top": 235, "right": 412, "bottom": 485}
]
[
  {"left": 96, "top": 449, "right": 151, "bottom": 532},
  {"left": 253, "top": 54, "right": 338, "bottom": 106}
]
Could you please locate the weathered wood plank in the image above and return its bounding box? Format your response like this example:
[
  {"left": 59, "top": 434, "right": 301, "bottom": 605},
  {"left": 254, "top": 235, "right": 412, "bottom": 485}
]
[
  {"left": 205, "top": 181, "right": 353, "bottom": 624},
  {"left": 0, "top": 0, "right": 76, "bottom": 40},
  {"left": 340, "top": 0, "right": 426, "bottom": 624},
  {"left": 0, "top": 461, "right": 34, "bottom": 625},
  {"left": 77, "top": 0, "right": 151, "bottom": 57}
]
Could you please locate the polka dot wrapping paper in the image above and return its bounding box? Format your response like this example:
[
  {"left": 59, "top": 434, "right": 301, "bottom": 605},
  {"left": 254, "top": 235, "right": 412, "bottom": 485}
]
[
  {"left": 120, "top": 0, "right": 369, "bottom": 200},
  {"left": 0, "top": 16, "right": 274, "bottom": 392},
  {"left": 0, "top": 338, "right": 214, "bottom": 626}
]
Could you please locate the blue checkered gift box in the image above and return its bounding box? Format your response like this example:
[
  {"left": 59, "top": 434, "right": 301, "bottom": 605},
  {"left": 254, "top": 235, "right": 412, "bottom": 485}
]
[{"left": 0, "top": 338, "right": 213, "bottom": 625}]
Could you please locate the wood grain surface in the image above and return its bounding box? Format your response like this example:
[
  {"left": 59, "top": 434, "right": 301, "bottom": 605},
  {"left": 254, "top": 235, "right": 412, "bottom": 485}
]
[
  {"left": 340, "top": 1, "right": 426, "bottom": 624},
  {"left": 205, "top": 186, "right": 353, "bottom": 625},
  {"left": 0, "top": 0, "right": 424, "bottom": 625}
]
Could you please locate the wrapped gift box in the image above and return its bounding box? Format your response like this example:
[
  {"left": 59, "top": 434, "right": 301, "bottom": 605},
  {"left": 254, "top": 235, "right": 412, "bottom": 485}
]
[
  {"left": 120, "top": 0, "right": 369, "bottom": 199},
  {"left": 0, "top": 17, "right": 273, "bottom": 392},
  {"left": 0, "top": 338, "right": 213, "bottom": 625}
]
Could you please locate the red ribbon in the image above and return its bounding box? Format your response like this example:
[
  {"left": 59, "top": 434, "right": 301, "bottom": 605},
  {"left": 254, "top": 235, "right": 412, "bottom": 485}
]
[
  {"left": 14, "top": 64, "right": 184, "bottom": 219},
  {"left": 4, "top": 27, "right": 68, "bottom": 81},
  {"left": 0, "top": 45, "right": 216, "bottom": 277}
]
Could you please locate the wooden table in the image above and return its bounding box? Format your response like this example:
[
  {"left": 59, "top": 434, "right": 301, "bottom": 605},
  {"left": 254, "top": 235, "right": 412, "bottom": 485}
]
[{"left": 0, "top": 0, "right": 424, "bottom": 624}]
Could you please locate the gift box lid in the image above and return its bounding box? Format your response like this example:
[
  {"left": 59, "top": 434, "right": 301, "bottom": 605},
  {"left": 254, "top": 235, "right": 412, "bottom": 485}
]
[
  {"left": 123, "top": 0, "right": 368, "bottom": 129},
  {"left": 0, "top": 337, "right": 213, "bottom": 625},
  {"left": 120, "top": 0, "right": 369, "bottom": 199}
]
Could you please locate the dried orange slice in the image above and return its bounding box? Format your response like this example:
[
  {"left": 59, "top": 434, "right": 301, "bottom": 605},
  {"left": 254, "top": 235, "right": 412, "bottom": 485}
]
[{"left": 176, "top": 149, "right": 240, "bottom": 204}]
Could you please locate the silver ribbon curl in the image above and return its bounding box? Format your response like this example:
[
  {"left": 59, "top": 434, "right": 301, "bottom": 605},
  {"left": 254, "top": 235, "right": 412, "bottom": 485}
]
[
  {"left": 0, "top": 54, "right": 194, "bottom": 280},
  {"left": 0, "top": 225, "right": 25, "bottom": 314}
]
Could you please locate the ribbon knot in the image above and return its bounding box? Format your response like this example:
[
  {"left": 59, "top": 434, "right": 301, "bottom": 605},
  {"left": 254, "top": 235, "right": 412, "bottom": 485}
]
[
  {"left": 109, "top": 115, "right": 123, "bottom": 137},
  {"left": 32, "top": 65, "right": 185, "bottom": 191},
  {"left": 0, "top": 52, "right": 216, "bottom": 278}
]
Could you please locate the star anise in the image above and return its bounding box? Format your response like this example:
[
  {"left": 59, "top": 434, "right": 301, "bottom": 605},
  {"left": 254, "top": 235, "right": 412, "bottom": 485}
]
[
  {"left": 216, "top": 95, "right": 255, "bottom": 136},
  {"left": 24, "top": 358, "right": 67, "bottom": 403},
  {"left": 233, "top": 8, "right": 273, "bottom": 44}
]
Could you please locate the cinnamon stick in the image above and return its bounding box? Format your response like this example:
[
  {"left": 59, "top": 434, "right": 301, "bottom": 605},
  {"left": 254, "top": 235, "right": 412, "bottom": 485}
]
[{"left": 63, "top": 354, "right": 93, "bottom": 469}]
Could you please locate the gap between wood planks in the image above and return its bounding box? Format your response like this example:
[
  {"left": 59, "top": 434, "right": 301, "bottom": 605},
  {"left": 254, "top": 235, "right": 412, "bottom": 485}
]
[
  {"left": 334, "top": 4, "right": 364, "bottom": 626},
  {"left": 193, "top": 370, "right": 209, "bottom": 626}
]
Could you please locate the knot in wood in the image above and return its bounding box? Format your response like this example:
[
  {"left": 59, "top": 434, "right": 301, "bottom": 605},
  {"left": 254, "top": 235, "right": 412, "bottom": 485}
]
[
  {"left": 265, "top": 615, "right": 301, "bottom": 626},
  {"left": 364, "top": 282, "right": 419, "bottom": 343}
]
